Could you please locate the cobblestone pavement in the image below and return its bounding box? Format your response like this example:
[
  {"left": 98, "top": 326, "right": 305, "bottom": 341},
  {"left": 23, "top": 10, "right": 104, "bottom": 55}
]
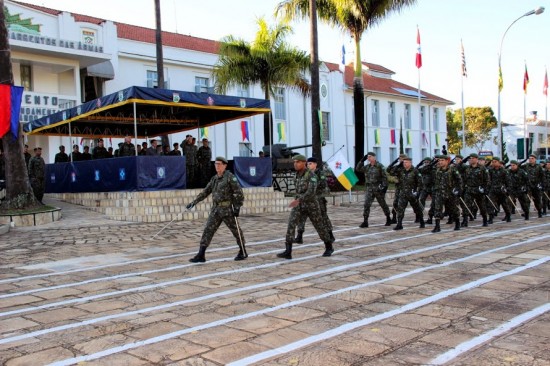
[{"left": 0, "top": 197, "right": 549, "bottom": 366}]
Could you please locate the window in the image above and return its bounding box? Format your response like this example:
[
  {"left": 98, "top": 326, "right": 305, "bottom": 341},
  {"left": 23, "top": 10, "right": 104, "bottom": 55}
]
[
  {"left": 274, "top": 87, "right": 286, "bottom": 120},
  {"left": 421, "top": 106, "right": 426, "bottom": 130},
  {"left": 20, "top": 65, "right": 32, "bottom": 91},
  {"left": 434, "top": 148, "right": 440, "bottom": 156},
  {"left": 236, "top": 85, "right": 249, "bottom": 98},
  {"left": 388, "top": 102, "right": 396, "bottom": 128},
  {"left": 405, "top": 148, "right": 413, "bottom": 160},
  {"left": 195, "top": 77, "right": 210, "bottom": 93},
  {"left": 321, "top": 111, "right": 331, "bottom": 142},
  {"left": 374, "top": 146, "right": 381, "bottom": 159},
  {"left": 404, "top": 104, "right": 411, "bottom": 129},
  {"left": 538, "top": 133, "right": 544, "bottom": 144},
  {"left": 147, "top": 70, "right": 158, "bottom": 88},
  {"left": 433, "top": 108, "right": 440, "bottom": 131},
  {"left": 371, "top": 99, "right": 380, "bottom": 127},
  {"left": 389, "top": 147, "right": 397, "bottom": 161}
]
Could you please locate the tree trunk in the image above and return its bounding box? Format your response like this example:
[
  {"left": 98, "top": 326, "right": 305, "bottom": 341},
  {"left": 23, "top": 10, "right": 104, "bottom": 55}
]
[
  {"left": 263, "top": 87, "right": 272, "bottom": 148},
  {"left": 154, "top": 0, "right": 169, "bottom": 149},
  {"left": 309, "top": 0, "right": 322, "bottom": 161},
  {"left": 0, "top": 0, "right": 39, "bottom": 209}
]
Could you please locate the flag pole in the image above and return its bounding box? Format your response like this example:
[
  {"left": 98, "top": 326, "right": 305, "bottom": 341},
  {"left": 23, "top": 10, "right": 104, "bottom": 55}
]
[
  {"left": 416, "top": 26, "right": 422, "bottom": 157},
  {"left": 545, "top": 66, "right": 548, "bottom": 159},
  {"left": 523, "top": 61, "right": 528, "bottom": 159},
  {"left": 461, "top": 40, "right": 466, "bottom": 154}
]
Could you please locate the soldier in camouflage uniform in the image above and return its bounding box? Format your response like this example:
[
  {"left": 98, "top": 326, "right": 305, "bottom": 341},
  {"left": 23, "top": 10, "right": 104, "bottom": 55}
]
[
  {"left": 196, "top": 138, "right": 213, "bottom": 188},
  {"left": 487, "top": 157, "right": 512, "bottom": 223},
  {"left": 543, "top": 159, "right": 550, "bottom": 215},
  {"left": 183, "top": 135, "right": 198, "bottom": 188},
  {"left": 186, "top": 156, "right": 246, "bottom": 263},
  {"left": 431, "top": 155, "right": 463, "bottom": 233},
  {"left": 277, "top": 155, "right": 335, "bottom": 260},
  {"left": 118, "top": 136, "right": 136, "bottom": 157},
  {"left": 522, "top": 154, "right": 545, "bottom": 218},
  {"left": 355, "top": 152, "right": 392, "bottom": 228},
  {"left": 387, "top": 154, "right": 408, "bottom": 223},
  {"left": 294, "top": 157, "right": 334, "bottom": 243},
  {"left": 28, "top": 147, "right": 46, "bottom": 204},
  {"left": 418, "top": 157, "right": 437, "bottom": 224},
  {"left": 508, "top": 160, "right": 531, "bottom": 220},
  {"left": 460, "top": 153, "right": 489, "bottom": 227},
  {"left": 388, "top": 156, "right": 424, "bottom": 230}
]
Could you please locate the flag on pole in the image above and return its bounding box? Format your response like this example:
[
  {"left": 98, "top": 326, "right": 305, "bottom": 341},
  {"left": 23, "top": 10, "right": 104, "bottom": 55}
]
[
  {"left": 326, "top": 150, "right": 358, "bottom": 191},
  {"left": 339, "top": 44, "right": 346, "bottom": 72},
  {"left": 240, "top": 121, "right": 249, "bottom": 141},
  {"left": 374, "top": 129, "right": 380, "bottom": 145},
  {"left": 390, "top": 129, "right": 396, "bottom": 144},
  {"left": 0, "top": 84, "right": 24, "bottom": 139},
  {"left": 461, "top": 40, "right": 467, "bottom": 77},
  {"left": 415, "top": 27, "right": 422, "bottom": 69},
  {"left": 544, "top": 68, "right": 548, "bottom": 96},
  {"left": 200, "top": 127, "right": 209, "bottom": 139},
  {"left": 277, "top": 122, "right": 285, "bottom": 142},
  {"left": 498, "top": 66, "right": 503, "bottom": 92},
  {"left": 523, "top": 63, "right": 529, "bottom": 94}
]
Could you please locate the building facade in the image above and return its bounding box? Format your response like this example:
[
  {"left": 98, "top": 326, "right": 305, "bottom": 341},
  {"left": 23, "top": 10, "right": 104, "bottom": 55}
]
[{"left": 6, "top": 0, "right": 452, "bottom": 165}]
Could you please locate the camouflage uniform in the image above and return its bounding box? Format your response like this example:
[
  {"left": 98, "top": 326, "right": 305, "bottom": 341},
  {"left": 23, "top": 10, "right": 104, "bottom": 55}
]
[
  {"left": 92, "top": 146, "right": 109, "bottom": 159},
  {"left": 190, "top": 170, "right": 245, "bottom": 249},
  {"left": 388, "top": 163, "right": 424, "bottom": 229},
  {"left": 196, "top": 145, "right": 212, "bottom": 188},
  {"left": 488, "top": 166, "right": 511, "bottom": 222},
  {"left": 508, "top": 166, "right": 531, "bottom": 219},
  {"left": 462, "top": 163, "right": 489, "bottom": 226},
  {"left": 523, "top": 162, "right": 545, "bottom": 217},
  {"left": 432, "top": 164, "right": 462, "bottom": 232},
  {"left": 296, "top": 167, "right": 333, "bottom": 239},
  {"left": 184, "top": 142, "right": 198, "bottom": 188},
  {"left": 544, "top": 163, "right": 550, "bottom": 214},
  {"left": 118, "top": 142, "right": 135, "bottom": 157},
  {"left": 418, "top": 159, "right": 436, "bottom": 223},
  {"left": 28, "top": 154, "right": 46, "bottom": 203},
  {"left": 356, "top": 158, "right": 391, "bottom": 227},
  {"left": 388, "top": 160, "right": 404, "bottom": 223}
]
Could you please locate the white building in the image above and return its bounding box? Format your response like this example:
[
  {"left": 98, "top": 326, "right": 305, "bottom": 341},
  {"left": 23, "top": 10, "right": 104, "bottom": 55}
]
[{"left": 6, "top": 0, "right": 452, "bottom": 165}]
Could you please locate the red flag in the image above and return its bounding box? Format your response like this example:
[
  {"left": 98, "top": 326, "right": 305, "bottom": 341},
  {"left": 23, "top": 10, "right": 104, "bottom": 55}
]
[
  {"left": 415, "top": 27, "right": 422, "bottom": 69},
  {"left": 390, "top": 129, "right": 396, "bottom": 144},
  {"left": 523, "top": 63, "right": 529, "bottom": 94},
  {"left": 544, "top": 68, "right": 548, "bottom": 96},
  {"left": 0, "top": 84, "right": 24, "bottom": 139}
]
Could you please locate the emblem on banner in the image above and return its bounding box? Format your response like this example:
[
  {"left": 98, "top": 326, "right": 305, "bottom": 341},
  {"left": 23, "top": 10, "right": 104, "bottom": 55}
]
[
  {"left": 240, "top": 98, "right": 246, "bottom": 108},
  {"left": 157, "top": 167, "right": 165, "bottom": 179},
  {"left": 76, "top": 106, "right": 81, "bottom": 115},
  {"left": 94, "top": 170, "right": 101, "bottom": 181},
  {"left": 62, "top": 111, "right": 67, "bottom": 120},
  {"left": 119, "top": 168, "right": 126, "bottom": 181},
  {"left": 172, "top": 93, "right": 180, "bottom": 103},
  {"left": 50, "top": 173, "right": 55, "bottom": 183},
  {"left": 118, "top": 91, "right": 124, "bottom": 102},
  {"left": 96, "top": 98, "right": 102, "bottom": 108},
  {"left": 249, "top": 166, "right": 256, "bottom": 177},
  {"left": 207, "top": 96, "right": 214, "bottom": 106},
  {"left": 71, "top": 172, "right": 76, "bottom": 182}
]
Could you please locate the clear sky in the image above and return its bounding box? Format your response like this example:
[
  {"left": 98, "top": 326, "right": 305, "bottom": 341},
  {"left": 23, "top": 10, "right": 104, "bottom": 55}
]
[{"left": 21, "top": 0, "right": 550, "bottom": 125}]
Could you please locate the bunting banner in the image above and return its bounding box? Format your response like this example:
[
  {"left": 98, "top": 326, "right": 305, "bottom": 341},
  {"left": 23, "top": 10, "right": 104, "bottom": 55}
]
[
  {"left": 435, "top": 133, "right": 440, "bottom": 147},
  {"left": 200, "top": 127, "right": 209, "bottom": 139},
  {"left": 240, "top": 121, "right": 249, "bottom": 141},
  {"left": 374, "top": 129, "right": 380, "bottom": 145},
  {"left": 390, "top": 129, "right": 396, "bottom": 144},
  {"left": 318, "top": 110, "right": 324, "bottom": 142},
  {"left": 277, "top": 122, "right": 286, "bottom": 142},
  {"left": 80, "top": 137, "right": 84, "bottom": 145},
  {"left": 326, "top": 150, "right": 359, "bottom": 191},
  {"left": 407, "top": 131, "right": 412, "bottom": 145},
  {"left": 0, "top": 84, "right": 24, "bottom": 139},
  {"left": 422, "top": 132, "right": 429, "bottom": 146}
]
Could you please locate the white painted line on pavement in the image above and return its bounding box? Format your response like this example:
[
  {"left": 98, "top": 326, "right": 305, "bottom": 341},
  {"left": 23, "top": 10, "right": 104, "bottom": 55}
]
[
  {"left": 227, "top": 257, "right": 550, "bottom": 366},
  {"left": 428, "top": 303, "right": 550, "bottom": 365},
  {"left": 46, "top": 257, "right": 550, "bottom": 366}
]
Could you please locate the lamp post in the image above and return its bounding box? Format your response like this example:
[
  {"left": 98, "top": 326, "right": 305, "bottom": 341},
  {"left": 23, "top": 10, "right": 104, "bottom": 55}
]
[{"left": 497, "top": 6, "right": 544, "bottom": 158}]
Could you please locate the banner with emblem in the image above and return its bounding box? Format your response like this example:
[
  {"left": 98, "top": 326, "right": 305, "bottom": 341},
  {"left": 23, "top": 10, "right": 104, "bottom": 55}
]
[{"left": 327, "top": 150, "right": 358, "bottom": 190}]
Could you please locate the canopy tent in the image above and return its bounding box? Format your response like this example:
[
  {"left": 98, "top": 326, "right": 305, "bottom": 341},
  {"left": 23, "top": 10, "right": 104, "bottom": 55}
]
[{"left": 23, "top": 86, "right": 270, "bottom": 138}]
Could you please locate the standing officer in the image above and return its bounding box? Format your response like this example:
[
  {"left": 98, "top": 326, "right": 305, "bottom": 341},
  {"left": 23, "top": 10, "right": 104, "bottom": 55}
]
[
  {"left": 277, "top": 155, "right": 335, "bottom": 260},
  {"left": 183, "top": 135, "right": 197, "bottom": 188},
  {"left": 119, "top": 136, "right": 136, "bottom": 157},
  {"left": 387, "top": 154, "right": 408, "bottom": 223},
  {"left": 508, "top": 160, "right": 531, "bottom": 220},
  {"left": 388, "top": 156, "right": 424, "bottom": 230},
  {"left": 186, "top": 157, "right": 246, "bottom": 263},
  {"left": 461, "top": 153, "right": 489, "bottom": 227},
  {"left": 28, "top": 147, "right": 46, "bottom": 204},
  {"left": 487, "top": 157, "right": 512, "bottom": 223},
  {"left": 146, "top": 139, "right": 160, "bottom": 155},
  {"left": 431, "top": 155, "right": 463, "bottom": 233},
  {"left": 197, "top": 138, "right": 212, "bottom": 188},
  {"left": 54, "top": 145, "right": 69, "bottom": 163},
  {"left": 92, "top": 139, "right": 109, "bottom": 159},
  {"left": 523, "top": 154, "right": 545, "bottom": 218},
  {"left": 355, "top": 152, "right": 392, "bottom": 228},
  {"left": 294, "top": 157, "right": 334, "bottom": 243}
]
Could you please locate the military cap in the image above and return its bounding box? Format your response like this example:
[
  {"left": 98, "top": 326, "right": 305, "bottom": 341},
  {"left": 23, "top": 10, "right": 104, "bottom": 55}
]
[
  {"left": 479, "top": 156, "right": 486, "bottom": 160},
  {"left": 469, "top": 153, "right": 479, "bottom": 158},
  {"left": 307, "top": 157, "right": 318, "bottom": 163},
  {"left": 402, "top": 156, "right": 412, "bottom": 161},
  {"left": 399, "top": 153, "right": 408, "bottom": 159},
  {"left": 215, "top": 156, "right": 228, "bottom": 164},
  {"left": 423, "top": 157, "right": 431, "bottom": 161},
  {"left": 33, "top": 147, "right": 42, "bottom": 151},
  {"left": 438, "top": 154, "right": 449, "bottom": 159},
  {"left": 529, "top": 153, "right": 537, "bottom": 158},
  {"left": 367, "top": 151, "right": 376, "bottom": 157},
  {"left": 492, "top": 156, "right": 501, "bottom": 162},
  {"left": 455, "top": 154, "right": 463, "bottom": 159},
  {"left": 292, "top": 154, "right": 307, "bottom": 162},
  {"left": 510, "top": 160, "right": 519, "bottom": 165}
]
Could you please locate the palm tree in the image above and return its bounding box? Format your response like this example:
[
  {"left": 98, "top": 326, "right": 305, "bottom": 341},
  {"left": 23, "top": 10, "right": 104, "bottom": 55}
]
[
  {"left": 277, "top": 0, "right": 417, "bottom": 165},
  {"left": 1, "top": 1, "right": 39, "bottom": 209},
  {"left": 212, "top": 18, "right": 310, "bottom": 148}
]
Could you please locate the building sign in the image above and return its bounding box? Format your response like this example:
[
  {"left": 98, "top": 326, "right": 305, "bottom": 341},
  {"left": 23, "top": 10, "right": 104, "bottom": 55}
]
[
  {"left": 9, "top": 31, "right": 104, "bottom": 53},
  {"left": 19, "top": 92, "right": 77, "bottom": 122}
]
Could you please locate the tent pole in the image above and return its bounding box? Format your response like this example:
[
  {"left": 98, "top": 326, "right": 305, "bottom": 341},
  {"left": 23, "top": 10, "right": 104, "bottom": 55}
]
[
  {"left": 69, "top": 121, "right": 73, "bottom": 162},
  {"left": 269, "top": 112, "right": 272, "bottom": 158},
  {"left": 133, "top": 102, "right": 138, "bottom": 156}
]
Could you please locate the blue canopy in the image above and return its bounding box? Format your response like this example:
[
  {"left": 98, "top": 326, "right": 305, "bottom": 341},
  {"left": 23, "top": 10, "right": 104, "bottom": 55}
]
[{"left": 24, "top": 86, "right": 270, "bottom": 138}]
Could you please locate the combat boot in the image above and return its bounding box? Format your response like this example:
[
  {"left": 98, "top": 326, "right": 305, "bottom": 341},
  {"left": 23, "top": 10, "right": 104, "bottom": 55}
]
[
  {"left": 234, "top": 245, "right": 248, "bottom": 261},
  {"left": 359, "top": 218, "right": 369, "bottom": 228},
  {"left": 431, "top": 219, "right": 441, "bottom": 233},
  {"left": 461, "top": 216, "right": 468, "bottom": 227},
  {"left": 426, "top": 215, "right": 433, "bottom": 225},
  {"left": 294, "top": 230, "right": 304, "bottom": 244},
  {"left": 506, "top": 214, "right": 512, "bottom": 222},
  {"left": 419, "top": 217, "right": 425, "bottom": 228},
  {"left": 482, "top": 215, "right": 488, "bottom": 227},
  {"left": 322, "top": 241, "right": 334, "bottom": 257},
  {"left": 488, "top": 214, "right": 494, "bottom": 224},
  {"left": 454, "top": 218, "right": 461, "bottom": 231},
  {"left": 538, "top": 210, "right": 543, "bottom": 218},
  {"left": 329, "top": 231, "right": 335, "bottom": 241},
  {"left": 446, "top": 217, "right": 453, "bottom": 224},
  {"left": 385, "top": 215, "right": 392, "bottom": 226},
  {"left": 189, "top": 246, "right": 207, "bottom": 263},
  {"left": 393, "top": 218, "right": 403, "bottom": 231},
  {"left": 391, "top": 211, "right": 397, "bottom": 224},
  {"left": 524, "top": 211, "right": 529, "bottom": 220},
  {"left": 277, "top": 243, "right": 292, "bottom": 259},
  {"left": 414, "top": 214, "right": 420, "bottom": 223}
]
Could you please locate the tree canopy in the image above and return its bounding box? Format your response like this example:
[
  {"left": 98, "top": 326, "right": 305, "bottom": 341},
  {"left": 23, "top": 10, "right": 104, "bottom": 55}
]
[{"left": 446, "top": 106, "right": 497, "bottom": 153}]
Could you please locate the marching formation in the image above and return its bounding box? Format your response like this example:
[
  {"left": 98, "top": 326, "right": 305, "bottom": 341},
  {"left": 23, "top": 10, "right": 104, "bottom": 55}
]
[{"left": 184, "top": 152, "right": 550, "bottom": 263}]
